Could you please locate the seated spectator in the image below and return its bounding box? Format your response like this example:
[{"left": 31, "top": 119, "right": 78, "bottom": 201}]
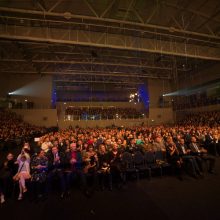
[
  {"left": 166, "top": 136, "right": 183, "bottom": 180},
  {"left": 15, "top": 153, "right": 31, "bottom": 200},
  {"left": 176, "top": 138, "right": 202, "bottom": 178},
  {"left": 0, "top": 153, "right": 17, "bottom": 204},
  {"left": 189, "top": 136, "right": 216, "bottom": 174},
  {"left": 30, "top": 150, "right": 48, "bottom": 200},
  {"left": 152, "top": 136, "right": 166, "bottom": 153},
  {"left": 97, "top": 144, "right": 112, "bottom": 190},
  {"left": 46, "top": 146, "right": 66, "bottom": 198},
  {"left": 65, "top": 142, "right": 84, "bottom": 195},
  {"left": 109, "top": 143, "right": 124, "bottom": 188},
  {"left": 81, "top": 145, "right": 98, "bottom": 195},
  {"left": 41, "top": 137, "right": 53, "bottom": 153}
]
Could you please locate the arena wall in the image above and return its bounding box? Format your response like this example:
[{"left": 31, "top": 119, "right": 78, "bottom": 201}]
[
  {"left": 57, "top": 102, "right": 145, "bottom": 111},
  {"left": 148, "top": 78, "right": 172, "bottom": 107},
  {"left": 11, "top": 106, "right": 174, "bottom": 128},
  {"left": 12, "top": 109, "right": 57, "bottom": 127},
  {"left": 149, "top": 107, "right": 174, "bottom": 125},
  {"left": 58, "top": 119, "right": 148, "bottom": 129}
]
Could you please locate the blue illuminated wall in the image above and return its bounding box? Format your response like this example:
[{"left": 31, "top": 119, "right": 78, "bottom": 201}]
[
  {"left": 138, "top": 83, "right": 150, "bottom": 111},
  {"left": 51, "top": 77, "right": 57, "bottom": 108}
]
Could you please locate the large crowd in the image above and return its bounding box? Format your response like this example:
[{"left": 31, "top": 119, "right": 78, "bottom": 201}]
[
  {"left": 179, "top": 111, "right": 220, "bottom": 127},
  {"left": 0, "top": 110, "right": 47, "bottom": 144},
  {"left": 0, "top": 110, "right": 219, "bottom": 204},
  {"left": 65, "top": 107, "right": 144, "bottom": 120}
]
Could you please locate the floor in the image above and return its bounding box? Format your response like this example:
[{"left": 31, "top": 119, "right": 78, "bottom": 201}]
[{"left": 1, "top": 157, "right": 220, "bottom": 220}]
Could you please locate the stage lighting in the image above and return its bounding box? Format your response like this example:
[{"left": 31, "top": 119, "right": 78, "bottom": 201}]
[{"left": 129, "top": 92, "right": 140, "bottom": 104}]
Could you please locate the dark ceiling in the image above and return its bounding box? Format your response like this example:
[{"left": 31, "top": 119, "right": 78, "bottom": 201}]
[{"left": 0, "top": 0, "right": 220, "bottom": 89}]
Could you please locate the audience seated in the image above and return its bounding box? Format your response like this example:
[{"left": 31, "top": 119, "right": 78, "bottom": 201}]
[
  {"left": 0, "top": 153, "right": 17, "bottom": 204},
  {"left": 0, "top": 110, "right": 47, "bottom": 150},
  {"left": 15, "top": 148, "right": 31, "bottom": 200},
  {"left": 179, "top": 111, "right": 219, "bottom": 127},
  {"left": 0, "top": 110, "right": 219, "bottom": 203}
]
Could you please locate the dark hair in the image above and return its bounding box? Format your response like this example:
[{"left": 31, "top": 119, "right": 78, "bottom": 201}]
[{"left": 21, "top": 155, "right": 27, "bottom": 160}]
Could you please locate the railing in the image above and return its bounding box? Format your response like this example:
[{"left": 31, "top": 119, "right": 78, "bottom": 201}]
[{"left": 64, "top": 114, "right": 147, "bottom": 121}]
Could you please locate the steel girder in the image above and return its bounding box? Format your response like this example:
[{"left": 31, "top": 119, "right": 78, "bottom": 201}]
[{"left": 0, "top": 9, "right": 220, "bottom": 61}]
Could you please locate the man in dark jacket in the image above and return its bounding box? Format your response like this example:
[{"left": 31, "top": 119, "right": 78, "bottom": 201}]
[
  {"left": 189, "top": 136, "right": 215, "bottom": 174},
  {"left": 46, "top": 146, "right": 66, "bottom": 198}
]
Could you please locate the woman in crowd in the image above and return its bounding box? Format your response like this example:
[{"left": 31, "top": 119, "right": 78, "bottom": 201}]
[
  {"left": 30, "top": 150, "right": 48, "bottom": 200},
  {"left": 97, "top": 144, "right": 112, "bottom": 190},
  {"left": 15, "top": 153, "right": 31, "bottom": 200},
  {"left": 109, "top": 142, "right": 124, "bottom": 188},
  {"left": 166, "top": 136, "right": 183, "bottom": 180},
  {"left": 81, "top": 144, "right": 98, "bottom": 195}
]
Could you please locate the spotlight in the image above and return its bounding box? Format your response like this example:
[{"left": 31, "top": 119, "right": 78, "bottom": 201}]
[{"left": 129, "top": 91, "right": 140, "bottom": 104}]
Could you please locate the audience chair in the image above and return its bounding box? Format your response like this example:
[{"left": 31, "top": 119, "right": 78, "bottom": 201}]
[
  {"left": 121, "top": 152, "right": 139, "bottom": 181},
  {"left": 145, "top": 151, "right": 162, "bottom": 177},
  {"left": 133, "top": 151, "right": 151, "bottom": 179}
]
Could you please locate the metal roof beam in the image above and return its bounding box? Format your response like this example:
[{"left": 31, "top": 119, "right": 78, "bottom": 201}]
[
  {"left": 83, "top": 0, "right": 99, "bottom": 18},
  {"left": 100, "top": 0, "right": 116, "bottom": 18},
  {"left": 0, "top": 6, "right": 220, "bottom": 41},
  {"left": 0, "top": 23, "right": 220, "bottom": 61},
  {"left": 48, "top": 0, "right": 64, "bottom": 12},
  {"left": 195, "top": 8, "right": 220, "bottom": 31},
  {"left": 0, "top": 58, "right": 172, "bottom": 70},
  {"left": 0, "top": 70, "right": 170, "bottom": 79}
]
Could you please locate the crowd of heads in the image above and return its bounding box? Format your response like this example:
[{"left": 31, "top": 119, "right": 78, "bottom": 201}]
[
  {"left": 179, "top": 111, "right": 220, "bottom": 127},
  {"left": 0, "top": 110, "right": 219, "bottom": 204},
  {"left": 0, "top": 110, "right": 47, "bottom": 143}
]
